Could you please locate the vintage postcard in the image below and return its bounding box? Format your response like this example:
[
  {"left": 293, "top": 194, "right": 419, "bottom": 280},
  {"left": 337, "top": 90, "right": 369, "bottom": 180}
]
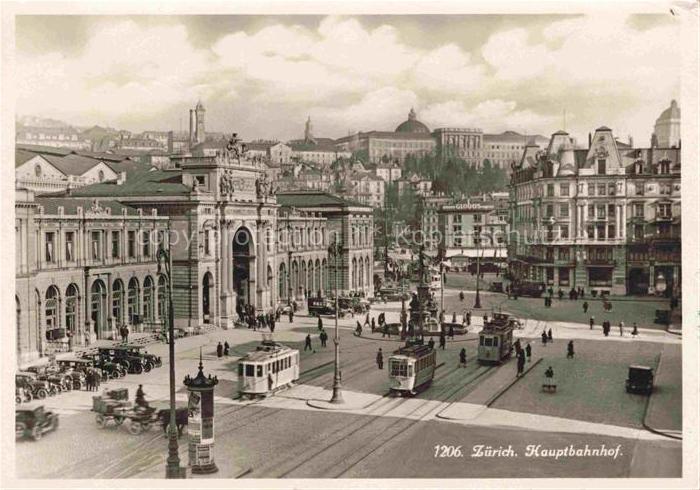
[{"left": 1, "top": 1, "right": 698, "bottom": 489}]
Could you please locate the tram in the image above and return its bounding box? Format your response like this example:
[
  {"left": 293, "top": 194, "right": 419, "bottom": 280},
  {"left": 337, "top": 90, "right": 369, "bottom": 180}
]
[
  {"left": 477, "top": 312, "right": 515, "bottom": 364},
  {"left": 388, "top": 344, "right": 437, "bottom": 396},
  {"left": 237, "top": 338, "right": 300, "bottom": 399}
]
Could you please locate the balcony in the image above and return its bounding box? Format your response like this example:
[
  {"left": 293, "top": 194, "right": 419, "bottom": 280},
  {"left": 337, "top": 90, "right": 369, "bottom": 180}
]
[{"left": 584, "top": 258, "right": 616, "bottom": 267}]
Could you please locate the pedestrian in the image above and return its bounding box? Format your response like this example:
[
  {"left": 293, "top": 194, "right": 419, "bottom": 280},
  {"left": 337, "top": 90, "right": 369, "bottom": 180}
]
[
  {"left": 224, "top": 341, "right": 230, "bottom": 356},
  {"left": 86, "top": 369, "right": 93, "bottom": 391},
  {"left": 304, "top": 334, "right": 312, "bottom": 351},
  {"left": 135, "top": 384, "right": 148, "bottom": 409},
  {"left": 619, "top": 321, "right": 625, "bottom": 336},
  {"left": 270, "top": 319, "right": 276, "bottom": 334},
  {"left": 547, "top": 328, "right": 553, "bottom": 342},
  {"left": 544, "top": 296, "right": 549, "bottom": 308},
  {"left": 459, "top": 291, "right": 465, "bottom": 302},
  {"left": 439, "top": 333, "right": 446, "bottom": 350},
  {"left": 320, "top": 330, "right": 327, "bottom": 347},
  {"left": 318, "top": 316, "right": 323, "bottom": 331},
  {"left": 382, "top": 323, "right": 387, "bottom": 338},
  {"left": 483, "top": 314, "right": 488, "bottom": 325},
  {"left": 583, "top": 301, "right": 589, "bottom": 313},
  {"left": 541, "top": 330, "right": 548, "bottom": 345},
  {"left": 466, "top": 310, "right": 471, "bottom": 326},
  {"left": 545, "top": 366, "right": 554, "bottom": 379},
  {"left": 589, "top": 316, "right": 595, "bottom": 330},
  {"left": 632, "top": 323, "right": 639, "bottom": 337},
  {"left": 567, "top": 340, "right": 575, "bottom": 359},
  {"left": 603, "top": 321, "right": 610, "bottom": 337},
  {"left": 428, "top": 338, "right": 435, "bottom": 350},
  {"left": 525, "top": 342, "right": 532, "bottom": 362},
  {"left": 459, "top": 348, "right": 467, "bottom": 368},
  {"left": 448, "top": 324, "right": 454, "bottom": 340},
  {"left": 124, "top": 326, "right": 129, "bottom": 344},
  {"left": 579, "top": 287, "right": 584, "bottom": 299},
  {"left": 371, "top": 318, "right": 376, "bottom": 333},
  {"left": 365, "top": 313, "right": 370, "bottom": 328},
  {"left": 452, "top": 312, "right": 457, "bottom": 323},
  {"left": 558, "top": 288, "right": 563, "bottom": 300},
  {"left": 289, "top": 309, "right": 294, "bottom": 323},
  {"left": 216, "top": 342, "right": 223, "bottom": 358},
  {"left": 376, "top": 348, "right": 384, "bottom": 370},
  {"left": 516, "top": 351, "right": 525, "bottom": 376}
]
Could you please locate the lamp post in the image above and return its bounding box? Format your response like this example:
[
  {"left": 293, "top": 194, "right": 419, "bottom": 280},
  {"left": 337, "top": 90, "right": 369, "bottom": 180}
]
[
  {"left": 157, "top": 246, "right": 185, "bottom": 479},
  {"left": 328, "top": 235, "right": 344, "bottom": 404},
  {"left": 287, "top": 216, "right": 293, "bottom": 306},
  {"left": 474, "top": 228, "right": 482, "bottom": 309}
]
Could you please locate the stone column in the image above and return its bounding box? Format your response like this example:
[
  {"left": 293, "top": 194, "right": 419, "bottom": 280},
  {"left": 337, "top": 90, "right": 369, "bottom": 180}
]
[{"left": 621, "top": 204, "right": 627, "bottom": 240}]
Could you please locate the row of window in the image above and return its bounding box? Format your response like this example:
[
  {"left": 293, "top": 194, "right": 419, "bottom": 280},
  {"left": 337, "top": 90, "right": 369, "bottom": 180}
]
[{"left": 44, "top": 230, "right": 164, "bottom": 264}]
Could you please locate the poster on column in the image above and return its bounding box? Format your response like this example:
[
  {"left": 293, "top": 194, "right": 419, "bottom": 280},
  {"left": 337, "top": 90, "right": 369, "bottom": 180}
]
[{"left": 187, "top": 390, "right": 202, "bottom": 444}]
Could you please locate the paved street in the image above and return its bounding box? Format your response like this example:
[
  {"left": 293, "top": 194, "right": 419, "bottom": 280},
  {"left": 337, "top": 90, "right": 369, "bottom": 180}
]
[{"left": 15, "top": 289, "right": 682, "bottom": 479}]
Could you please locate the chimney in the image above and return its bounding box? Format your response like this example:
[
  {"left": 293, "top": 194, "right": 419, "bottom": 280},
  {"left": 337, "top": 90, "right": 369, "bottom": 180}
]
[
  {"left": 588, "top": 132, "right": 592, "bottom": 149},
  {"left": 117, "top": 171, "right": 127, "bottom": 185}
]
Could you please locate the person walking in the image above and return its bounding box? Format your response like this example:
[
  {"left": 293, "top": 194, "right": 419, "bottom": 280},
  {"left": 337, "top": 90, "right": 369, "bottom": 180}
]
[
  {"left": 452, "top": 312, "right": 457, "bottom": 323},
  {"left": 448, "top": 324, "right": 454, "bottom": 340},
  {"left": 516, "top": 351, "right": 525, "bottom": 376},
  {"left": 216, "top": 342, "right": 223, "bottom": 358},
  {"left": 124, "top": 326, "right": 129, "bottom": 344},
  {"left": 270, "top": 318, "right": 276, "bottom": 334},
  {"left": 583, "top": 301, "right": 589, "bottom": 313},
  {"left": 589, "top": 316, "right": 595, "bottom": 330},
  {"left": 135, "top": 384, "right": 148, "bottom": 409},
  {"left": 224, "top": 341, "right": 230, "bottom": 356},
  {"left": 525, "top": 342, "right": 532, "bottom": 362},
  {"left": 304, "top": 334, "right": 312, "bottom": 351},
  {"left": 541, "top": 330, "right": 548, "bottom": 345},
  {"left": 85, "top": 369, "right": 93, "bottom": 392},
  {"left": 376, "top": 348, "right": 384, "bottom": 370},
  {"left": 428, "top": 338, "right": 435, "bottom": 350},
  {"left": 459, "top": 291, "right": 465, "bottom": 302},
  {"left": 632, "top": 322, "right": 639, "bottom": 337},
  {"left": 439, "top": 333, "right": 446, "bottom": 350},
  {"left": 371, "top": 317, "right": 376, "bottom": 333},
  {"left": 466, "top": 310, "right": 471, "bottom": 326},
  {"left": 619, "top": 321, "right": 625, "bottom": 336},
  {"left": 317, "top": 316, "right": 323, "bottom": 332},
  {"left": 567, "top": 340, "right": 575, "bottom": 359},
  {"left": 364, "top": 313, "right": 370, "bottom": 328},
  {"left": 459, "top": 348, "right": 467, "bottom": 368},
  {"left": 320, "top": 329, "right": 328, "bottom": 347},
  {"left": 547, "top": 328, "right": 553, "bottom": 342},
  {"left": 288, "top": 309, "right": 294, "bottom": 323}
]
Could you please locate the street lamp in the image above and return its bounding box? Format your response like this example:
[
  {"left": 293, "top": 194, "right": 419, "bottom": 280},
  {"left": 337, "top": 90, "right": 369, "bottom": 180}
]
[
  {"left": 474, "top": 228, "right": 482, "bottom": 309},
  {"left": 157, "top": 245, "right": 185, "bottom": 479},
  {"left": 328, "top": 235, "right": 344, "bottom": 404}
]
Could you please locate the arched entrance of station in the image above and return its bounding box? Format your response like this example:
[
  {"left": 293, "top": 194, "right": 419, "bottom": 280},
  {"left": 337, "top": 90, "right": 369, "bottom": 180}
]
[
  {"left": 91, "top": 279, "right": 107, "bottom": 339},
  {"left": 202, "top": 272, "right": 213, "bottom": 324},
  {"left": 232, "top": 227, "right": 253, "bottom": 309}
]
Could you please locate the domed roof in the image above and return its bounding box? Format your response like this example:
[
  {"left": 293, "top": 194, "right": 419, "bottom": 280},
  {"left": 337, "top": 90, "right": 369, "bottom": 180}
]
[
  {"left": 657, "top": 100, "right": 680, "bottom": 121},
  {"left": 395, "top": 108, "right": 430, "bottom": 133}
]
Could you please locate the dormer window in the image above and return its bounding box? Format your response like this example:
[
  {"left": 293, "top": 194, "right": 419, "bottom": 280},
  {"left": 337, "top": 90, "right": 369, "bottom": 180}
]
[{"left": 597, "top": 159, "right": 606, "bottom": 175}]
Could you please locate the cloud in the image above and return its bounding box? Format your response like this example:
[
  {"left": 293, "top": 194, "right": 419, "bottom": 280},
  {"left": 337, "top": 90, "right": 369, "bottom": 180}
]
[{"left": 14, "top": 14, "right": 680, "bottom": 144}]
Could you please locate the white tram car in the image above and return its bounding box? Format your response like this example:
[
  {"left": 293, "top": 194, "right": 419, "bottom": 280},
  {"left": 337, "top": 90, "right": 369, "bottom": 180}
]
[
  {"left": 388, "top": 344, "right": 436, "bottom": 396},
  {"left": 237, "top": 339, "right": 300, "bottom": 399},
  {"left": 477, "top": 312, "right": 515, "bottom": 365}
]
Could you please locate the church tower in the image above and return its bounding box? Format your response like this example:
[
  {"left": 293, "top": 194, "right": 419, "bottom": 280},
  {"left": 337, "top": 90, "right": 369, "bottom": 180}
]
[
  {"left": 195, "top": 100, "right": 206, "bottom": 144},
  {"left": 304, "top": 116, "right": 316, "bottom": 144}
]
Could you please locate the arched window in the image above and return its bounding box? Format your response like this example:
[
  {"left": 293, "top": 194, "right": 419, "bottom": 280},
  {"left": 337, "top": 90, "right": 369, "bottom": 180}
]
[
  {"left": 267, "top": 265, "right": 273, "bottom": 288},
  {"left": 278, "top": 263, "right": 287, "bottom": 300},
  {"left": 127, "top": 278, "right": 140, "bottom": 325},
  {"left": 45, "top": 286, "right": 60, "bottom": 340},
  {"left": 158, "top": 275, "right": 168, "bottom": 321},
  {"left": 143, "top": 276, "right": 155, "bottom": 322},
  {"left": 112, "top": 279, "right": 124, "bottom": 325},
  {"left": 65, "top": 284, "right": 79, "bottom": 337}
]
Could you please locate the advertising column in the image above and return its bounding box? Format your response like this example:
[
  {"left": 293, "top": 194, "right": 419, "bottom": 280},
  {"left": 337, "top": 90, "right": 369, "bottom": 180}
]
[{"left": 183, "top": 353, "right": 219, "bottom": 474}]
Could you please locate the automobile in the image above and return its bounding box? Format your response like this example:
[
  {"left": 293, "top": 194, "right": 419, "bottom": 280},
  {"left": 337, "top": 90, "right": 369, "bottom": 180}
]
[
  {"left": 307, "top": 298, "right": 339, "bottom": 317},
  {"left": 16, "top": 405, "right": 59, "bottom": 441},
  {"left": 380, "top": 322, "right": 403, "bottom": 336},
  {"left": 120, "top": 345, "right": 162, "bottom": 371},
  {"left": 81, "top": 353, "right": 127, "bottom": 379},
  {"left": 25, "top": 365, "right": 73, "bottom": 393},
  {"left": 98, "top": 347, "right": 146, "bottom": 374},
  {"left": 488, "top": 282, "right": 504, "bottom": 293},
  {"left": 625, "top": 365, "right": 654, "bottom": 394},
  {"left": 510, "top": 281, "right": 546, "bottom": 298},
  {"left": 15, "top": 372, "right": 50, "bottom": 400},
  {"left": 56, "top": 358, "right": 92, "bottom": 389}
]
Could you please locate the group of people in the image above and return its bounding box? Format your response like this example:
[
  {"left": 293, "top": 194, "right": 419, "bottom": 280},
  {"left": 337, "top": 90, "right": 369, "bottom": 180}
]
[
  {"left": 589, "top": 317, "right": 639, "bottom": 337},
  {"left": 514, "top": 339, "right": 533, "bottom": 376},
  {"left": 118, "top": 325, "right": 130, "bottom": 343},
  {"left": 237, "top": 303, "right": 281, "bottom": 332},
  {"left": 85, "top": 368, "right": 102, "bottom": 391},
  {"left": 216, "top": 341, "right": 230, "bottom": 357}
]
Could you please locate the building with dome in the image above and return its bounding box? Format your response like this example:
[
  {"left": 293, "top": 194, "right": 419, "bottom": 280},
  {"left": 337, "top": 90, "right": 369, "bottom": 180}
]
[
  {"left": 509, "top": 126, "right": 681, "bottom": 297},
  {"left": 335, "top": 108, "right": 436, "bottom": 165},
  {"left": 652, "top": 100, "right": 680, "bottom": 148}
]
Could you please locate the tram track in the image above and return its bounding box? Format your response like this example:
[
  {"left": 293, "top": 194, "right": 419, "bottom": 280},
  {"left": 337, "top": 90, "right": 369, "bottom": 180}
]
[{"left": 261, "top": 363, "right": 494, "bottom": 478}]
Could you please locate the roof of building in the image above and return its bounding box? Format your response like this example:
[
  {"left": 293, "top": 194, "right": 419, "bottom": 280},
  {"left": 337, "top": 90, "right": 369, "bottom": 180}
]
[
  {"left": 16, "top": 144, "right": 74, "bottom": 157},
  {"left": 276, "top": 190, "right": 369, "bottom": 209},
  {"left": 34, "top": 197, "right": 141, "bottom": 215},
  {"left": 15, "top": 148, "right": 42, "bottom": 167},
  {"left": 657, "top": 100, "right": 680, "bottom": 121},
  {"left": 289, "top": 141, "right": 339, "bottom": 152},
  {"left": 75, "top": 151, "right": 131, "bottom": 162},
  {"left": 395, "top": 108, "right": 430, "bottom": 134},
  {"left": 483, "top": 131, "right": 549, "bottom": 143},
  {"left": 50, "top": 168, "right": 191, "bottom": 198}
]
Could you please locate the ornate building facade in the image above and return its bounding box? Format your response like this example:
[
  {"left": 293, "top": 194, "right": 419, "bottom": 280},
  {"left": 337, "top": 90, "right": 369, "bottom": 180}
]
[{"left": 509, "top": 126, "right": 681, "bottom": 296}]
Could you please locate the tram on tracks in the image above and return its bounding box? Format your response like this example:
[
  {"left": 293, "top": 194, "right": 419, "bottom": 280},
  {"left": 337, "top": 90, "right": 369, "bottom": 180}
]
[
  {"left": 388, "top": 343, "right": 437, "bottom": 396},
  {"left": 237, "top": 337, "right": 300, "bottom": 399},
  {"left": 477, "top": 312, "right": 515, "bottom": 364}
]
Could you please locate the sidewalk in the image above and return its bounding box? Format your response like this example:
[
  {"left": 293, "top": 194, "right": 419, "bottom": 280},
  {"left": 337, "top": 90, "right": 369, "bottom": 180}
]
[{"left": 643, "top": 342, "right": 682, "bottom": 436}]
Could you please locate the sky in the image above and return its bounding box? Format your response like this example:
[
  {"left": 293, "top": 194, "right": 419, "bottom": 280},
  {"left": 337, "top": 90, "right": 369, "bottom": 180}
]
[{"left": 15, "top": 13, "right": 680, "bottom": 145}]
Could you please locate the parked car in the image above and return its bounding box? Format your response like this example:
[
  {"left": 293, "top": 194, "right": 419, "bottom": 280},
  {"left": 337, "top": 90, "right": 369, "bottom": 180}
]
[
  {"left": 510, "top": 281, "right": 546, "bottom": 298},
  {"left": 55, "top": 358, "right": 92, "bottom": 389},
  {"left": 625, "top": 365, "right": 654, "bottom": 394},
  {"left": 15, "top": 372, "right": 50, "bottom": 400},
  {"left": 16, "top": 405, "right": 59, "bottom": 441},
  {"left": 25, "top": 365, "right": 73, "bottom": 393},
  {"left": 307, "top": 298, "right": 340, "bottom": 317}
]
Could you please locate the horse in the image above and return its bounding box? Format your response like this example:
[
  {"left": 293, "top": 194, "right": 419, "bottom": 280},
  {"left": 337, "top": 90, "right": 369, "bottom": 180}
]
[{"left": 157, "top": 408, "right": 189, "bottom": 437}]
